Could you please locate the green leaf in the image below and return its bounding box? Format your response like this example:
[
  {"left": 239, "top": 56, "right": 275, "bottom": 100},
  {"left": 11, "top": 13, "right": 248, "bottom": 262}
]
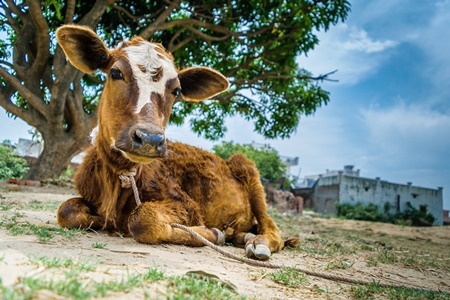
[{"left": 185, "top": 270, "right": 239, "bottom": 293}]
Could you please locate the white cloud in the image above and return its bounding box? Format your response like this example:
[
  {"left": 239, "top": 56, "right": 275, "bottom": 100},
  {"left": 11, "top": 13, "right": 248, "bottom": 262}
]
[
  {"left": 412, "top": 1, "right": 450, "bottom": 98},
  {"left": 342, "top": 28, "right": 398, "bottom": 53},
  {"left": 360, "top": 102, "right": 450, "bottom": 161},
  {"left": 297, "top": 24, "right": 398, "bottom": 85}
]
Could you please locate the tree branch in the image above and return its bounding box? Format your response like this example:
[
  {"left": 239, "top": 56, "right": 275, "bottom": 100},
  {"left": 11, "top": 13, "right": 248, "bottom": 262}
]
[
  {"left": 0, "top": 60, "right": 14, "bottom": 69},
  {"left": 26, "top": 0, "right": 50, "bottom": 78},
  {"left": 168, "top": 28, "right": 184, "bottom": 50},
  {"left": 116, "top": 7, "right": 128, "bottom": 27},
  {"left": 138, "top": 0, "right": 181, "bottom": 39},
  {"left": 41, "top": 64, "right": 55, "bottom": 91},
  {"left": 79, "top": 0, "right": 118, "bottom": 28},
  {"left": 0, "top": 66, "right": 49, "bottom": 118},
  {"left": 1, "top": 2, "right": 22, "bottom": 33},
  {"left": 309, "top": 69, "right": 339, "bottom": 82},
  {"left": 64, "top": 0, "right": 76, "bottom": 23},
  {"left": 73, "top": 76, "right": 98, "bottom": 131},
  {"left": 12, "top": 14, "right": 34, "bottom": 80},
  {"left": 50, "top": 64, "right": 78, "bottom": 123},
  {"left": 53, "top": 0, "right": 76, "bottom": 81},
  {"left": 233, "top": 93, "right": 271, "bottom": 110},
  {"left": 4, "top": 0, "right": 26, "bottom": 20},
  {"left": 113, "top": 4, "right": 141, "bottom": 22},
  {"left": 169, "top": 35, "right": 196, "bottom": 53},
  {"left": 213, "top": 92, "right": 236, "bottom": 104},
  {"left": 0, "top": 88, "right": 38, "bottom": 127},
  {"left": 170, "top": 18, "right": 238, "bottom": 37},
  {"left": 181, "top": 24, "right": 230, "bottom": 42}
]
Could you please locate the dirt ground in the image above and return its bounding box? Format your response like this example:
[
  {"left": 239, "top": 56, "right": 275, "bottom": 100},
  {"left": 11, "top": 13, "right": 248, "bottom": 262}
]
[{"left": 0, "top": 182, "right": 449, "bottom": 299}]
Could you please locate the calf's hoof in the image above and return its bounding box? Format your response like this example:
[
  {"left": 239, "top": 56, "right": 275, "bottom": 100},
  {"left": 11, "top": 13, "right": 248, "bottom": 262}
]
[
  {"left": 245, "top": 243, "right": 271, "bottom": 261},
  {"left": 245, "top": 235, "right": 271, "bottom": 261},
  {"left": 212, "top": 228, "right": 226, "bottom": 245}
]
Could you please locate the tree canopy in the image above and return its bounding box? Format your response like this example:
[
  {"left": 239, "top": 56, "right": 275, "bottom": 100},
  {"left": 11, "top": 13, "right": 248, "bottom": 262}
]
[{"left": 0, "top": 0, "right": 351, "bottom": 179}]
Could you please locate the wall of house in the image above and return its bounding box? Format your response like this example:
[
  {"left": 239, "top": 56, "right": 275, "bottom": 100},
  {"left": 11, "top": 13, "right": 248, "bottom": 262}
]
[
  {"left": 338, "top": 175, "right": 443, "bottom": 225},
  {"left": 16, "top": 138, "right": 43, "bottom": 157},
  {"left": 311, "top": 176, "right": 340, "bottom": 215}
]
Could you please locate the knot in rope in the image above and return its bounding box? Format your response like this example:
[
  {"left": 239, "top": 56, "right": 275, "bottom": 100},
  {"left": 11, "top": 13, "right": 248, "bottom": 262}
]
[
  {"left": 118, "top": 168, "right": 141, "bottom": 205},
  {"left": 119, "top": 168, "right": 136, "bottom": 188}
]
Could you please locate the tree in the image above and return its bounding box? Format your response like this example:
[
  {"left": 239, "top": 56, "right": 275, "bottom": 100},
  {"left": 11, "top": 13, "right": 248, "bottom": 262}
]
[
  {"left": 0, "top": 0, "right": 351, "bottom": 180},
  {"left": 212, "top": 141, "right": 286, "bottom": 183}
]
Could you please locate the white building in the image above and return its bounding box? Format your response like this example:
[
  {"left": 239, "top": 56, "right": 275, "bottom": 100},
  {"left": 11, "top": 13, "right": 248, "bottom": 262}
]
[
  {"left": 294, "top": 166, "right": 443, "bottom": 225},
  {"left": 15, "top": 138, "right": 84, "bottom": 164}
]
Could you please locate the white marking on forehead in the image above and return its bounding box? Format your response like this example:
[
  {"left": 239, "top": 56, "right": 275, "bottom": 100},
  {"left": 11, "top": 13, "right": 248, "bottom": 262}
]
[{"left": 125, "top": 42, "right": 178, "bottom": 115}]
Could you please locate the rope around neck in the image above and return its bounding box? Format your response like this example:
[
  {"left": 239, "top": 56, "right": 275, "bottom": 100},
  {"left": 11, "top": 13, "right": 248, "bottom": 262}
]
[
  {"left": 120, "top": 171, "right": 439, "bottom": 292},
  {"left": 119, "top": 169, "right": 141, "bottom": 206}
]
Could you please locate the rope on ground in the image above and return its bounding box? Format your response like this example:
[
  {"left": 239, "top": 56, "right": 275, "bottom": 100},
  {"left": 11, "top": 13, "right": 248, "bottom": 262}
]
[{"left": 170, "top": 223, "right": 440, "bottom": 293}]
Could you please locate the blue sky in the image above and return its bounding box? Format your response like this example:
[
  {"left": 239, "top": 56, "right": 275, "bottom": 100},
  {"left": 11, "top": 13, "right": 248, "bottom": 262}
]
[{"left": 1, "top": 0, "right": 449, "bottom": 209}]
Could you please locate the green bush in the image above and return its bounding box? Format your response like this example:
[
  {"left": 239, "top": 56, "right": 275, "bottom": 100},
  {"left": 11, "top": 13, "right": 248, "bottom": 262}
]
[
  {"left": 59, "top": 166, "right": 75, "bottom": 180},
  {"left": 402, "top": 202, "right": 436, "bottom": 226},
  {"left": 0, "top": 145, "right": 29, "bottom": 180},
  {"left": 336, "top": 201, "right": 436, "bottom": 227},
  {"left": 336, "top": 202, "right": 388, "bottom": 223}
]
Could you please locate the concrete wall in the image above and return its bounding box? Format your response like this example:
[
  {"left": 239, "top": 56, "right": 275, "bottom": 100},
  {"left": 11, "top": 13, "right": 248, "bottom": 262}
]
[
  {"left": 15, "top": 138, "right": 84, "bottom": 165},
  {"left": 16, "top": 138, "right": 43, "bottom": 157},
  {"left": 310, "top": 176, "right": 340, "bottom": 215},
  {"left": 337, "top": 175, "right": 443, "bottom": 225}
]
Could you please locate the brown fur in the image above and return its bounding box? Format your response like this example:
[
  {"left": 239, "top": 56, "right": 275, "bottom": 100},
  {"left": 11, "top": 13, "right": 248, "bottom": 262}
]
[{"left": 55, "top": 25, "right": 300, "bottom": 260}]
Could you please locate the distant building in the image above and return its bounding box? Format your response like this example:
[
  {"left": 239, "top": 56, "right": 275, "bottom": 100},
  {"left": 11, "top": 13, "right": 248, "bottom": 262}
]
[
  {"left": 16, "top": 138, "right": 43, "bottom": 157},
  {"left": 14, "top": 138, "right": 84, "bottom": 166},
  {"left": 443, "top": 210, "right": 450, "bottom": 225},
  {"left": 293, "top": 165, "right": 444, "bottom": 226}
]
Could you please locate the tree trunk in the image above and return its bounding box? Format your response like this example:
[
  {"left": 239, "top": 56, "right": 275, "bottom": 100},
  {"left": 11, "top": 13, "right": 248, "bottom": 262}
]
[{"left": 23, "top": 132, "right": 89, "bottom": 180}]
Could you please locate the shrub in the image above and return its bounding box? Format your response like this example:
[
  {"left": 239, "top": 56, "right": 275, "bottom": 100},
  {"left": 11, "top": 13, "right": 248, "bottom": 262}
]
[
  {"left": 336, "top": 202, "right": 388, "bottom": 223},
  {"left": 336, "top": 201, "right": 436, "bottom": 226},
  {"left": 401, "top": 202, "right": 436, "bottom": 226},
  {"left": 59, "top": 166, "right": 75, "bottom": 180},
  {"left": 0, "top": 145, "right": 29, "bottom": 180}
]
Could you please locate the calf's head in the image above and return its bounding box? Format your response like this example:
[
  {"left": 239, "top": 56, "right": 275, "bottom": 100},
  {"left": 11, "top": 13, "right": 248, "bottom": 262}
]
[{"left": 56, "top": 25, "right": 229, "bottom": 164}]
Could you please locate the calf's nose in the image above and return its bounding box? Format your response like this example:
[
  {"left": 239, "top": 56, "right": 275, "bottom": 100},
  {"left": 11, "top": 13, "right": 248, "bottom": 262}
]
[{"left": 133, "top": 129, "right": 165, "bottom": 151}]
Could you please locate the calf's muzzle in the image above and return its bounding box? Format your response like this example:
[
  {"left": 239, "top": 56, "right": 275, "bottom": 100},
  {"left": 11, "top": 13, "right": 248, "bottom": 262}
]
[{"left": 131, "top": 129, "right": 166, "bottom": 156}]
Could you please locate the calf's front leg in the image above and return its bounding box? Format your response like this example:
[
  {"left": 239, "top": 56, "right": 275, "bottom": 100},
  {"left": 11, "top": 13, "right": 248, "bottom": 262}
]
[
  {"left": 57, "top": 197, "right": 103, "bottom": 230},
  {"left": 128, "top": 201, "right": 224, "bottom": 246}
]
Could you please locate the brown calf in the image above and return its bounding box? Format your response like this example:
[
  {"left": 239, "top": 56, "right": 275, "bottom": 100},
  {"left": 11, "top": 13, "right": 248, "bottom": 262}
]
[{"left": 56, "top": 25, "right": 299, "bottom": 260}]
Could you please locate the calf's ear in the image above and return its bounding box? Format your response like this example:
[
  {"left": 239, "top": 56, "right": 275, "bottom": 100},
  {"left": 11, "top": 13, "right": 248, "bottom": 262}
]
[
  {"left": 178, "top": 67, "right": 229, "bottom": 101},
  {"left": 56, "top": 25, "right": 111, "bottom": 74}
]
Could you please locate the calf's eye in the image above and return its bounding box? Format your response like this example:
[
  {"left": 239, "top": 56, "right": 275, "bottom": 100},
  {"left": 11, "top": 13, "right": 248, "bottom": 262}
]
[
  {"left": 171, "top": 87, "right": 181, "bottom": 98},
  {"left": 110, "top": 68, "right": 124, "bottom": 80}
]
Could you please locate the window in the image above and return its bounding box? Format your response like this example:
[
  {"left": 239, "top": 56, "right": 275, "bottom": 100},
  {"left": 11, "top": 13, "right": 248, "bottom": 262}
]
[{"left": 419, "top": 205, "right": 427, "bottom": 213}]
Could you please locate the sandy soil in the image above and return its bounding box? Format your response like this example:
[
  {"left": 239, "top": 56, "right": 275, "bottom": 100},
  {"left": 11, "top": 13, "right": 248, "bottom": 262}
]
[{"left": 0, "top": 182, "right": 449, "bottom": 299}]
